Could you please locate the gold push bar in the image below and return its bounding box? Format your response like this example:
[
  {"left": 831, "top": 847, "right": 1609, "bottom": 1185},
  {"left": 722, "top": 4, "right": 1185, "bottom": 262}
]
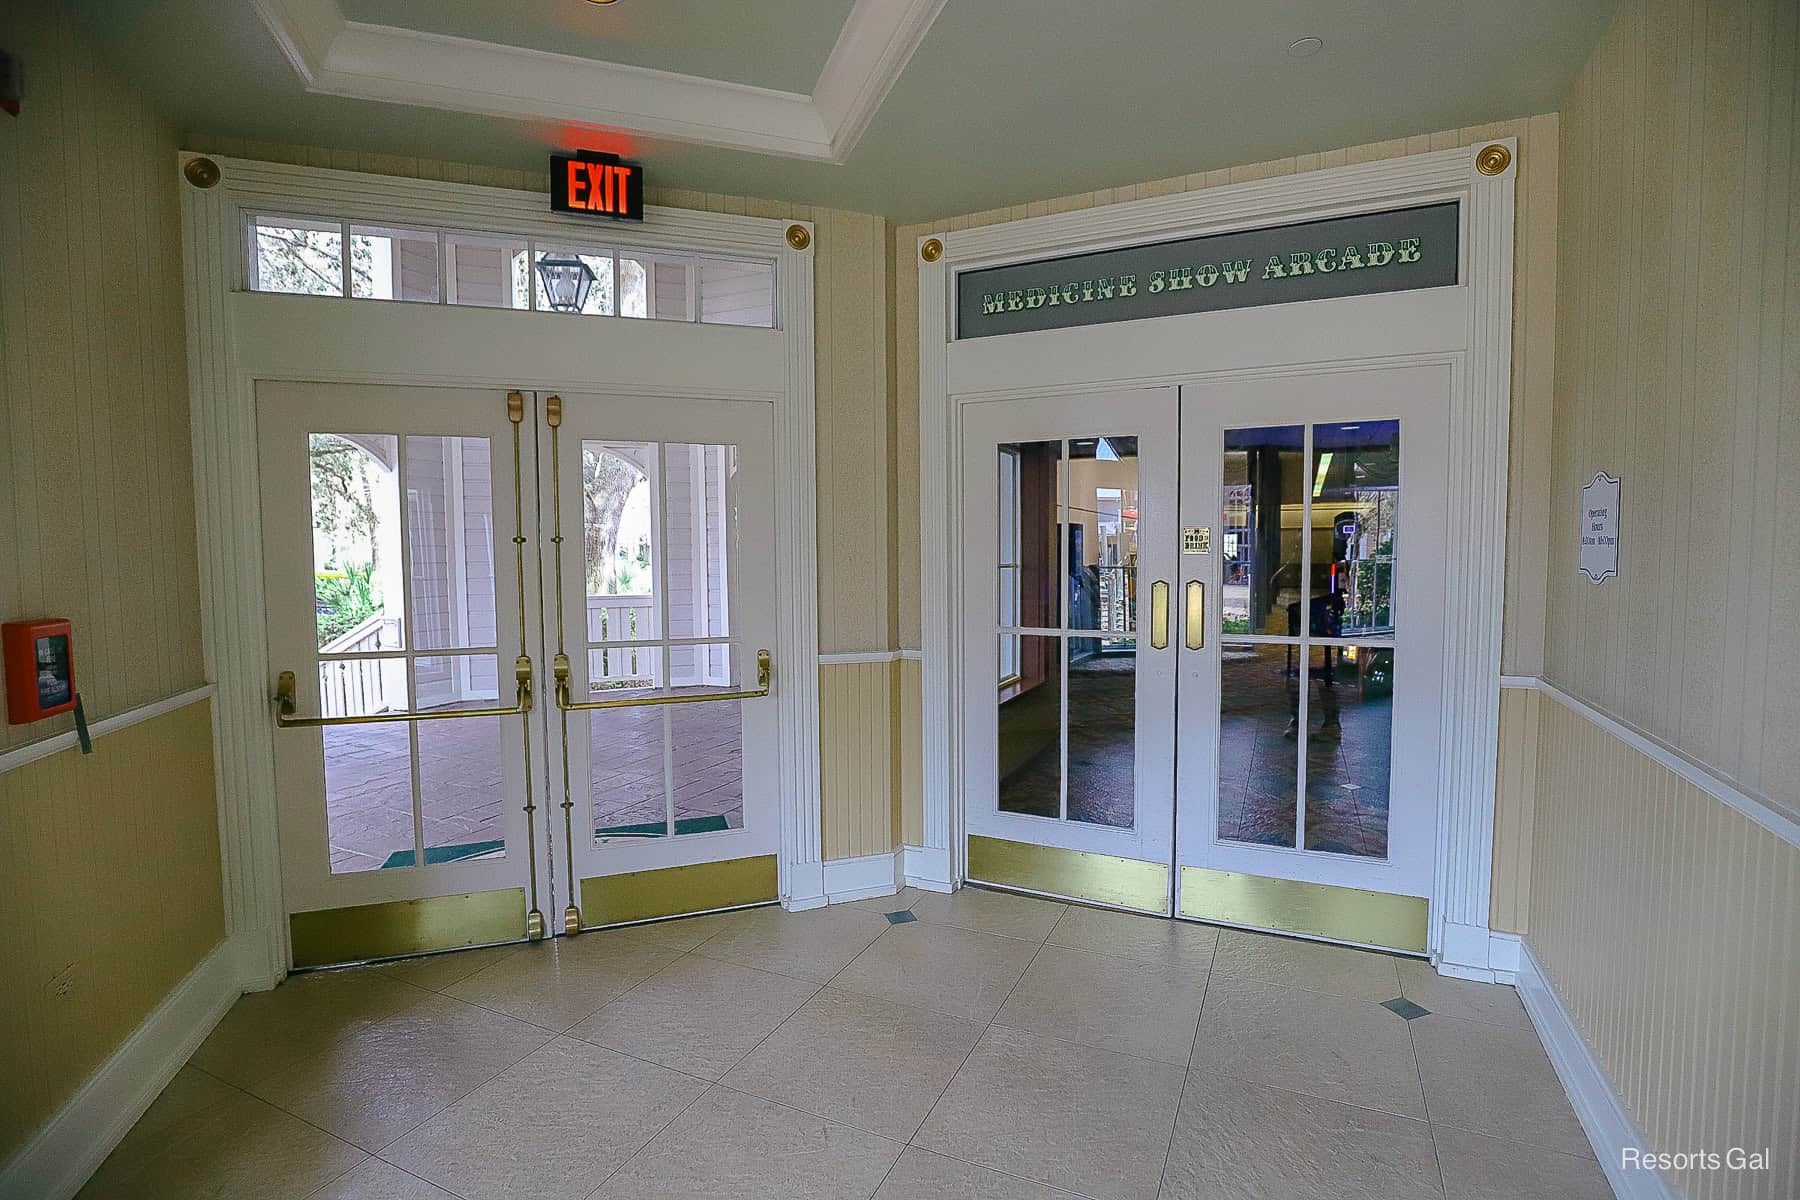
[
  {"left": 1149, "top": 581, "right": 1170, "bottom": 650},
  {"left": 1186, "top": 581, "right": 1205, "bottom": 650},
  {"left": 273, "top": 657, "right": 535, "bottom": 727},
  {"left": 554, "top": 649, "right": 772, "bottom": 712}
]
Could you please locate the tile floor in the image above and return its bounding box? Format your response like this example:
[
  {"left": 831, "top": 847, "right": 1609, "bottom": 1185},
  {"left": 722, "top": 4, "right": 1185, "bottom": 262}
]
[{"left": 81, "top": 890, "right": 1614, "bottom": 1200}]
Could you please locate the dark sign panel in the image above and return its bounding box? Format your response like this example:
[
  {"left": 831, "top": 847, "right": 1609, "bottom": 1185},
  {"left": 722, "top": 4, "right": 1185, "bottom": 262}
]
[
  {"left": 550, "top": 152, "right": 644, "bottom": 222},
  {"left": 956, "top": 202, "right": 1459, "bottom": 339}
]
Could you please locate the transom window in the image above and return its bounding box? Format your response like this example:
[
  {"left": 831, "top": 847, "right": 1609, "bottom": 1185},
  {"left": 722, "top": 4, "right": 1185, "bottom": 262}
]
[{"left": 248, "top": 213, "right": 776, "bottom": 328}]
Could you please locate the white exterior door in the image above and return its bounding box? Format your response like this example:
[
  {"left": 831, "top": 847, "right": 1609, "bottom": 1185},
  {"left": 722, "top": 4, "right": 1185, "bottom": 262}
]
[
  {"left": 1173, "top": 365, "right": 1450, "bottom": 948},
  {"left": 959, "top": 390, "right": 1180, "bottom": 912},
  {"left": 260, "top": 382, "right": 546, "bottom": 963},
  {"left": 546, "top": 391, "right": 781, "bottom": 929}
]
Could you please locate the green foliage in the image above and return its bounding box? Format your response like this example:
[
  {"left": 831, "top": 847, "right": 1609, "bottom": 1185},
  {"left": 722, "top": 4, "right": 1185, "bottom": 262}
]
[{"left": 315, "top": 562, "right": 381, "bottom": 646}]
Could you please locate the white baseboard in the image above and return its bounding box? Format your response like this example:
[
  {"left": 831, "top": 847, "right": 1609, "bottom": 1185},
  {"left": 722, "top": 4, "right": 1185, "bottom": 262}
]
[
  {"left": 0, "top": 936, "right": 245, "bottom": 1200},
  {"left": 822, "top": 850, "right": 904, "bottom": 904},
  {"left": 1515, "top": 942, "right": 1675, "bottom": 1200},
  {"left": 781, "top": 860, "right": 827, "bottom": 911},
  {"left": 902, "top": 844, "right": 952, "bottom": 893},
  {"left": 1486, "top": 931, "right": 1521, "bottom": 983},
  {"left": 1437, "top": 919, "right": 1504, "bottom": 982}
]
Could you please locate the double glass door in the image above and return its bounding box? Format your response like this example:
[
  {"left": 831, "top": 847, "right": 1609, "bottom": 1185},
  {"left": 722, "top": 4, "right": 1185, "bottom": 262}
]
[
  {"left": 259, "top": 382, "right": 780, "bottom": 968},
  {"left": 963, "top": 364, "right": 1448, "bottom": 952}
]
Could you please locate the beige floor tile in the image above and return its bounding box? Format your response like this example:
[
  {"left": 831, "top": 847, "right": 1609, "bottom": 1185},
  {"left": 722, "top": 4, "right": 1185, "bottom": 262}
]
[
  {"left": 875, "top": 1148, "right": 1087, "bottom": 1199},
  {"left": 914, "top": 1025, "right": 1185, "bottom": 1200},
  {"left": 382, "top": 1036, "right": 707, "bottom": 1200},
  {"left": 1190, "top": 973, "right": 1426, "bottom": 1118},
  {"left": 687, "top": 904, "right": 891, "bottom": 981},
  {"left": 568, "top": 954, "right": 818, "bottom": 1078},
  {"left": 1161, "top": 1070, "right": 1444, "bottom": 1199},
  {"left": 310, "top": 1158, "right": 460, "bottom": 1199},
  {"left": 588, "top": 1085, "right": 903, "bottom": 1199},
  {"left": 78, "top": 1089, "right": 365, "bottom": 1200},
  {"left": 1046, "top": 906, "right": 1218, "bottom": 969},
  {"left": 107, "top": 1065, "right": 241, "bottom": 1159},
  {"left": 605, "top": 912, "right": 736, "bottom": 951},
  {"left": 830, "top": 919, "right": 1041, "bottom": 1021},
  {"left": 1434, "top": 1126, "right": 1610, "bottom": 1199},
  {"left": 250, "top": 990, "right": 553, "bottom": 1151},
  {"left": 1412, "top": 1014, "right": 1591, "bottom": 1156},
  {"left": 994, "top": 944, "right": 1207, "bottom": 1064},
  {"left": 443, "top": 928, "right": 683, "bottom": 1030},
  {"left": 371, "top": 944, "right": 524, "bottom": 993},
  {"left": 1211, "top": 928, "right": 1404, "bottom": 1000},
  {"left": 1397, "top": 959, "right": 1532, "bottom": 1028},
  {"left": 841, "top": 885, "right": 929, "bottom": 913},
  {"left": 721, "top": 987, "right": 985, "bottom": 1139},
  {"left": 189, "top": 969, "right": 428, "bottom": 1089},
  {"left": 910, "top": 886, "right": 1065, "bottom": 940}
]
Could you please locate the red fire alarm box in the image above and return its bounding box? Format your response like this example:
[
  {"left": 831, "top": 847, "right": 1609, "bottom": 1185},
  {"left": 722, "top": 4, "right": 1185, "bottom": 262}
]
[{"left": 4, "top": 619, "right": 77, "bottom": 723}]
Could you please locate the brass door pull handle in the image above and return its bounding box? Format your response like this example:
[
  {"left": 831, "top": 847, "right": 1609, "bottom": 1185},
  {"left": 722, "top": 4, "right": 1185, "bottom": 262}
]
[
  {"left": 274, "top": 657, "right": 534, "bottom": 727},
  {"left": 1150, "top": 581, "right": 1170, "bottom": 649},
  {"left": 1186, "top": 581, "right": 1205, "bottom": 650},
  {"left": 555, "top": 648, "right": 772, "bottom": 711}
]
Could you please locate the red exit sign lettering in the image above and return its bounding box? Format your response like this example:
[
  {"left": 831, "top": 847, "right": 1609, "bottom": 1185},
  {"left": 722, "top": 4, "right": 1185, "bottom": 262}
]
[{"left": 550, "top": 153, "right": 644, "bottom": 221}]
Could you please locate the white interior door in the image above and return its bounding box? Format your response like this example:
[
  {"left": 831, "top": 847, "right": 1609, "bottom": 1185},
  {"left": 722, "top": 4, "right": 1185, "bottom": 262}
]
[
  {"left": 259, "top": 382, "right": 544, "bottom": 944},
  {"left": 547, "top": 391, "right": 780, "bottom": 926},
  {"left": 1174, "top": 365, "right": 1450, "bottom": 945},
  {"left": 960, "top": 389, "right": 1180, "bottom": 904}
]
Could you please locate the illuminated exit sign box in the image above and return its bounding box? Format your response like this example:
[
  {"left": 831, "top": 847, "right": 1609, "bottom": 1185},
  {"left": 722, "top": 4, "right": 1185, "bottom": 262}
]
[{"left": 550, "top": 152, "right": 644, "bottom": 222}]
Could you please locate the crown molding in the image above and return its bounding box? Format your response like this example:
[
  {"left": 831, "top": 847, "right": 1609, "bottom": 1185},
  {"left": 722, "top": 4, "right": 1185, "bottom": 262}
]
[{"left": 252, "top": 0, "right": 943, "bottom": 163}]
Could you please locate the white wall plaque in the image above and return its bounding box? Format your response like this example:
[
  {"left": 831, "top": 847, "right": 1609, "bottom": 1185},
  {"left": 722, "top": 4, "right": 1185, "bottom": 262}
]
[{"left": 1579, "top": 471, "right": 1621, "bottom": 584}]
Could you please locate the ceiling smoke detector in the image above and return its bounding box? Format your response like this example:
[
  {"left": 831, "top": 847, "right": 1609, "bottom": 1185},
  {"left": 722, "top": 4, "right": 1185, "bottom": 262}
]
[{"left": 1287, "top": 36, "right": 1325, "bottom": 58}]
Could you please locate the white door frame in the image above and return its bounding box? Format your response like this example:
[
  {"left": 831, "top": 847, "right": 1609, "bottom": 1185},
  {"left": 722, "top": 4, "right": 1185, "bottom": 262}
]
[
  {"left": 179, "top": 154, "right": 823, "bottom": 989},
  {"left": 917, "top": 140, "right": 1517, "bottom": 979}
]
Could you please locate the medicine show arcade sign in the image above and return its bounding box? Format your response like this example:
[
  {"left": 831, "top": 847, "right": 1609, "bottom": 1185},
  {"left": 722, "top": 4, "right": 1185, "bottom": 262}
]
[{"left": 955, "top": 202, "right": 1460, "bottom": 339}]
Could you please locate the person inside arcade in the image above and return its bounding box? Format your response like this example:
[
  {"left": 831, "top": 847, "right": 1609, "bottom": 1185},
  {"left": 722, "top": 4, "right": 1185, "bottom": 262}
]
[{"left": 1285, "top": 512, "right": 1357, "bottom": 742}]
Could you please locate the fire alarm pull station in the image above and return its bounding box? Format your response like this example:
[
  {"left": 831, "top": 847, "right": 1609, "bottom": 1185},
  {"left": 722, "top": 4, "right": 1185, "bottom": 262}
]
[{"left": 4, "top": 619, "right": 90, "bottom": 751}]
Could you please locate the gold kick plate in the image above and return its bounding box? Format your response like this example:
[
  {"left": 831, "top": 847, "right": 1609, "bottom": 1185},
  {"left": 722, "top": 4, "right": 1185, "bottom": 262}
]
[
  {"left": 1185, "top": 581, "right": 1205, "bottom": 650},
  {"left": 273, "top": 657, "right": 534, "bottom": 727},
  {"left": 555, "top": 648, "right": 772, "bottom": 712}
]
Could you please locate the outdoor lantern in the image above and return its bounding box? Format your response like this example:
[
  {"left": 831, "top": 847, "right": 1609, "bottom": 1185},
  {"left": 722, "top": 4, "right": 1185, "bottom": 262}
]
[{"left": 536, "top": 255, "right": 596, "bottom": 313}]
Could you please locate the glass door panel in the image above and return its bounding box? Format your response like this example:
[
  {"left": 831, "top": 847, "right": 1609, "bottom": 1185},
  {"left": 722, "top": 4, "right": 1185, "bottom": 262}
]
[
  {"left": 963, "top": 391, "right": 1179, "bottom": 913},
  {"left": 259, "top": 383, "right": 542, "bottom": 966},
  {"left": 551, "top": 394, "right": 780, "bottom": 930},
  {"left": 1174, "top": 367, "right": 1449, "bottom": 952}
]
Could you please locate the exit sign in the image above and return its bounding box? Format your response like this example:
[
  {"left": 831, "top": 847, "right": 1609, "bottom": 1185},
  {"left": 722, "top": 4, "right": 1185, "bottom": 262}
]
[{"left": 550, "top": 152, "right": 644, "bottom": 222}]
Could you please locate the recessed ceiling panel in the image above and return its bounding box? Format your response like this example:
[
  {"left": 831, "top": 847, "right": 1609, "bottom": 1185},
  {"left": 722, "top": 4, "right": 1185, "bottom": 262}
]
[
  {"left": 71, "top": 0, "right": 1614, "bottom": 220},
  {"left": 338, "top": 0, "right": 860, "bottom": 94}
]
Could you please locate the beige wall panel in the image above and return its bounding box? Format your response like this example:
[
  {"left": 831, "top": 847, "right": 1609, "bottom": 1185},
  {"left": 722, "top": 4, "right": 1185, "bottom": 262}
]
[
  {"left": 1529, "top": 694, "right": 1797, "bottom": 1200},
  {"left": 893, "top": 116, "right": 1561, "bottom": 840},
  {"left": 1545, "top": 0, "right": 1798, "bottom": 815},
  {"left": 813, "top": 208, "right": 893, "bottom": 656},
  {"left": 1490, "top": 687, "right": 1541, "bottom": 933},
  {"left": 0, "top": 700, "right": 224, "bottom": 1161},
  {"left": 818, "top": 661, "right": 895, "bottom": 860},
  {"left": 0, "top": 7, "right": 206, "bottom": 749}
]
